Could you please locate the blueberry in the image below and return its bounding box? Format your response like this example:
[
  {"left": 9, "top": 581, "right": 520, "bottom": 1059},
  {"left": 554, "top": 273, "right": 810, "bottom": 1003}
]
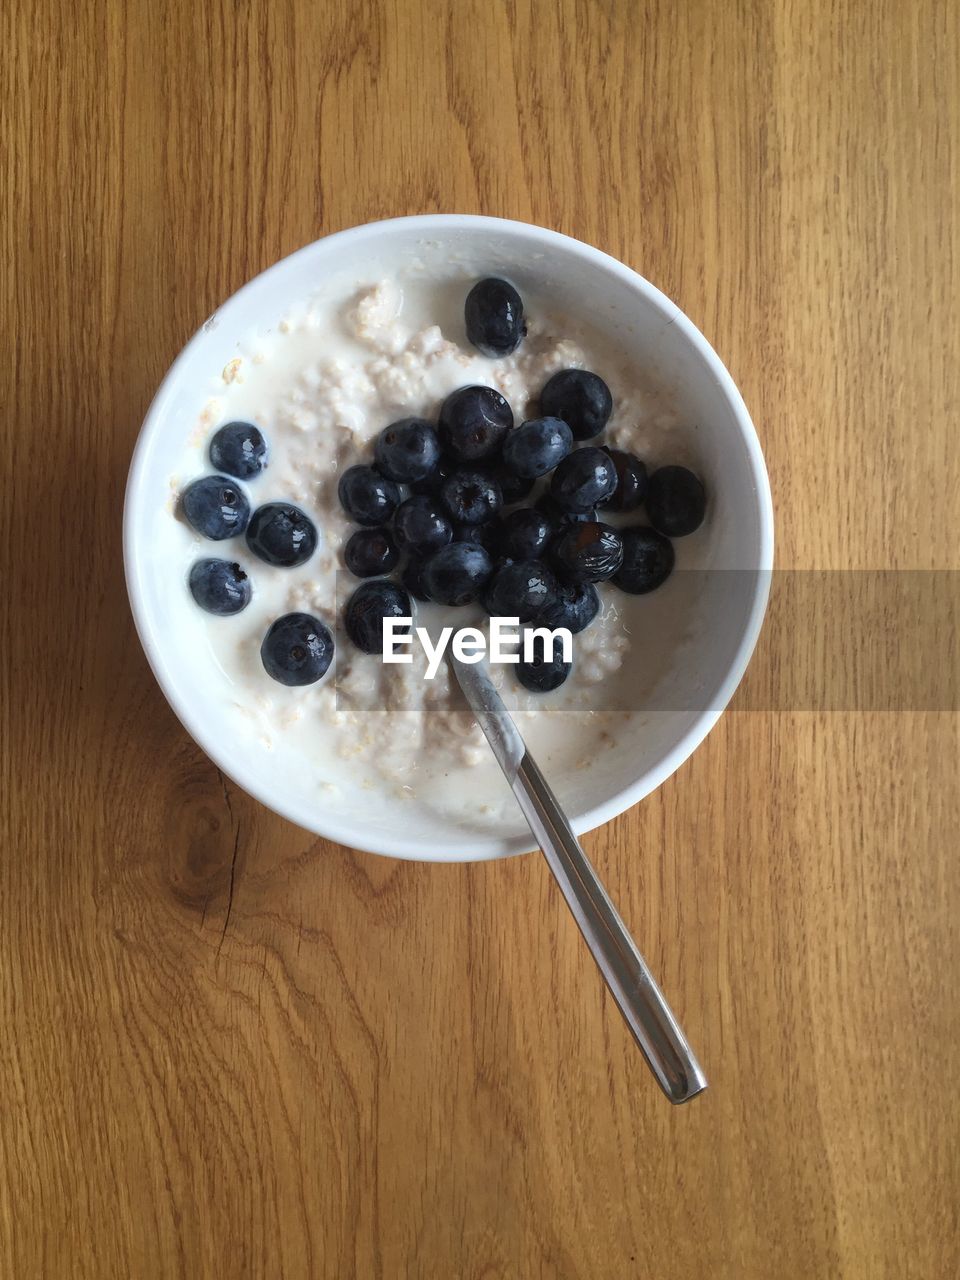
[
  {"left": 409, "top": 452, "right": 458, "bottom": 497},
  {"left": 344, "top": 526, "right": 399, "bottom": 578},
  {"left": 486, "top": 560, "right": 559, "bottom": 622},
  {"left": 344, "top": 580, "right": 412, "bottom": 654},
  {"left": 549, "top": 447, "right": 618, "bottom": 511},
  {"left": 464, "top": 277, "right": 526, "bottom": 357},
  {"left": 501, "top": 416, "right": 573, "bottom": 478},
  {"left": 485, "top": 459, "right": 535, "bottom": 505},
  {"left": 540, "top": 369, "right": 612, "bottom": 440},
  {"left": 600, "top": 448, "right": 648, "bottom": 511},
  {"left": 422, "top": 542, "right": 493, "bottom": 606},
  {"left": 540, "top": 581, "right": 600, "bottom": 634},
  {"left": 394, "top": 496, "right": 453, "bottom": 554},
  {"left": 181, "top": 475, "right": 250, "bottom": 540},
  {"left": 208, "top": 421, "right": 267, "bottom": 479},
  {"left": 440, "top": 469, "right": 502, "bottom": 525},
  {"left": 401, "top": 557, "right": 430, "bottom": 603},
  {"left": 338, "top": 465, "right": 401, "bottom": 526},
  {"left": 261, "top": 612, "right": 334, "bottom": 686},
  {"left": 439, "top": 386, "right": 513, "bottom": 460},
  {"left": 645, "top": 465, "right": 706, "bottom": 536},
  {"left": 246, "top": 503, "right": 318, "bottom": 567},
  {"left": 477, "top": 559, "right": 511, "bottom": 615},
  {"left": 536, "top": 493, "right": 597, "bottom": 528},
  {"left": 613, "top": 526, "right": 675, "bottom": 594},
  {"left": 374, "top": 417, "right": 441, "bottom": 483},
  {"left": 553, "top": 521, "right": 624, "bottom": 583},
  {"left": 516, "top": 636, "right": 571, "bottom": 693},
  {"left": 453, "top": 519, "right": 500, "bottom": 555},
  {"left": 498, "top": 508, "right": 553, "bottom": 560},
  {"left": 187, "top": 558, "right": 252, "bottom": 615}
]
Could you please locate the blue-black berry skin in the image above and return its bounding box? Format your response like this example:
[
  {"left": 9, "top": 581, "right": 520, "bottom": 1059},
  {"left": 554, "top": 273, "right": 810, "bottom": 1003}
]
[
  {"left": 540, "top": 369, "right": 613, "bottom": 440},
  {"left": 246, "top": 503, "right": 318, "bottom": 567},
  {"left": 261, "top": 613, "right": 334, "bottom": 686},
  {"left": 421, "top": 542, "right": 493, "bottom": 606},
  {"left": 374, "top": 418, "right": 441, "bottom": 483},
  {"left": 613, "top": 526, "right": 675, "bottom": 594},
  {"left": 552, "top": 520, "right": 624, "bottom": 583},
  {"left": 344, "top": 580, "right": 412, "bottom": 654},
  {"left": 516, "top": 637, "right": 572, "bottom": 692},
  {"left": 645, "top": 466, "right": 706, "bottom": 536},
  {"left": 486, "top": 459, "right": 535, "bottom": 505},
  {"left": 498, "top": 508, "right": 554, "bottom": 561},
  {"left": 401, "top": 557, "right": 431, "bottom": 603},
  {"left": 600, "top": 448, "right": 647, "bottom": 512},
  {"left": 181, "top": 475, "right": 251, "bottom": 540},
  {"left": 453, "top": 519, "right": 500, "bottom": 555},
  {"left": 540, "top": 581, "right": 600, "bottom": 634},
  {"left": 343, "top": 526, "right": 399, "bottom": 578},
  {"left": 394, "top": 496, "right": 453, "bottom": 554},
  {"left": 485, "top": 560, "right": 559, "bottom": 623},
  {"left": 439, "top": 386, "right": 514, "bottom": 461},
  {"left": 208, "top": 422, "right": 268, "bottom": 479},
  {"left": 464, "top": 278, "right": 526, "bottom": 357},
  {"left": 536, "top": 493, "right": 597, "bottom": 528},
  {"left": 440, "top": 469, "right": 503, "bottom": 525},
  {"left": 188, "top": 558, "right": 252, "bottom": 615},
  {"left": 338, "top": 465, "right": 401, "bottom": 526},
  {"left": 409, "top": 452, "right": 458, "bottom": 497},
  {"left": 549, "top": 447, "right": 618, "bottom": 511},
  {"left": 501, "top": 417, "right": 573, "bottom": 478}
]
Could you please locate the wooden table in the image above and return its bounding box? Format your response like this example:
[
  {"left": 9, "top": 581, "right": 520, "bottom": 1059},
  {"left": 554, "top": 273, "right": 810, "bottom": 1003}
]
[{"left": 3, "top": 2, "right": 957, "bottom": 1276}]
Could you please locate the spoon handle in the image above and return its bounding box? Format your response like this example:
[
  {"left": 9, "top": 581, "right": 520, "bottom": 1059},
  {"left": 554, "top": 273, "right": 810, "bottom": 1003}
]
[{"left": 513, "top": 751, "right": 707, "bottom": 1104}]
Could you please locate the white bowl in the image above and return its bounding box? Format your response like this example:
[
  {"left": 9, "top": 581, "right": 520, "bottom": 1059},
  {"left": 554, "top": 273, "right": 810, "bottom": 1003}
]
[{"left": 124, "top": 215, "right": 773, "bottom": 862}]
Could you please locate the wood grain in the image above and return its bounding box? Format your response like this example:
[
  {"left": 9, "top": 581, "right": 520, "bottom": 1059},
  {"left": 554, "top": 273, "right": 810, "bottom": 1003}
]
[{"left": 2, "top": 1, "right": 958, "bottom": 1276}]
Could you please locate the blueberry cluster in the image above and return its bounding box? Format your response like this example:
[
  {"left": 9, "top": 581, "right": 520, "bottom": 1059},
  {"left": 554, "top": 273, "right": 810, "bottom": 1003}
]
[
  {"left": 180, "top": 277, "right": 708, "bottom": 698},
  {"left": 179, "top": 421, "right": 334, "bottom": 687},
  {"left": 335, "top": 278, "right": 707, "bottom": 692}
]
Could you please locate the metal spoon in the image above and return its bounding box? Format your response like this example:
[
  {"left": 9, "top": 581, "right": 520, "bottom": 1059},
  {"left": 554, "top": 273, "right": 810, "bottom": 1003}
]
[{"left": 449, "top": 652, "right": 707, "bottom": 1104}]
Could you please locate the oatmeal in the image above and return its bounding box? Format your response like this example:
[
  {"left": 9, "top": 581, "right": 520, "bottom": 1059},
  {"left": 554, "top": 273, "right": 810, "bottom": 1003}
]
[{"left": 166, "top": 268, "right": 709, "bottom": 832}]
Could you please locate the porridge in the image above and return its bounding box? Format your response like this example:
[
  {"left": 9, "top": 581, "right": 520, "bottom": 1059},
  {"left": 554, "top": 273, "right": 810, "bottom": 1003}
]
[{"left": 164, "top": 267, "right": 709, "bottom": 832}]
